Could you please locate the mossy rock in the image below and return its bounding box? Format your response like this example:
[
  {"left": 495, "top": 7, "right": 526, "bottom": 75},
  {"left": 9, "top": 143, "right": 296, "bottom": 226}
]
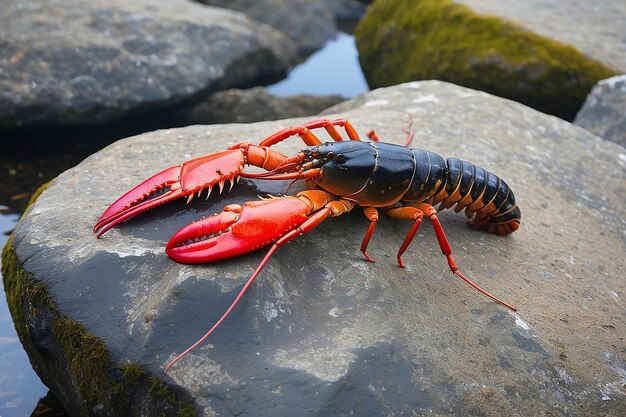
[
  {"left": 1, "top": 183, "right": 195, "bottom": 417},
  {"left": 355, "top": 0, "right": 617, "bottom": 120}
]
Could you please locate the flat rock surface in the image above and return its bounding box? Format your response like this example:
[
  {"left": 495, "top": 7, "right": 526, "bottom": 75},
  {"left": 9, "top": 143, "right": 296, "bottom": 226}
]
[
  {"left": 459, "top": 0, "right": 626, "bottom": 72},
  {"left": 0, "top": 0, "right": 297, "bottom": 128},
  {"left": 574, "top": 75, "right": 626, "bottom": 147},
  {"left": 6, "top": 81, "right": 626, "bottom": 416}
]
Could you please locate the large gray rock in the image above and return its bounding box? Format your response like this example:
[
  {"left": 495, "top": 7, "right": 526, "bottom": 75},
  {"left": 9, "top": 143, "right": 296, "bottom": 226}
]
[
  {"left": 4, "top": 81, "right": 626, "bottom": 416},
  {"left": 179, "top": 87, "right": 345, "bottom": 124},
  {"left": 200, "top": 0, "right": 337, "bottom": 55},
  {"left": 0, "top": 0, "right": 297, "bottom": 128},
  {"left": 574, "top": 75, "right": 626, "bottom": 147}
]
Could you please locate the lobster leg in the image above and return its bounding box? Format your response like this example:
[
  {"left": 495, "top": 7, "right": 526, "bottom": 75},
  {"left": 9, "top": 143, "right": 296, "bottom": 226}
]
[
  {"left": 258, "top": 118, "right": 362, "bottom": 147},
  {"left": 384, "top": 206, "right": 425, "bottom": 269},
  {"left": 386, "top": 203, "right": 517, "bottom": 311},
  {"left": 366, "top": 115, "right": 414, "bottom": 147},
  {"left": 360, "top": 207, "right": 379, "bottom": 263}
]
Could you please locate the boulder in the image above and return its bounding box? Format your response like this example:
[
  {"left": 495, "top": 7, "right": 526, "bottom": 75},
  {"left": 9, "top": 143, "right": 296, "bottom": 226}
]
[
  {"left": 178, "top": 87, "right": 345, "bottom": 124},
  {"left": 355, "top": 0, "right": 618, "bottom": 121},
  {"left": 0, "top": 0, "right": 297, "bottom": 128},
  {"left": 574, "top": 75, "right": 626, "bottom": 148},
  {"left": 199, "top": 0, "right": 337, "bottom": 55},
  {"left": 4, "top": 81, "right": 625, "bottom": 416}
]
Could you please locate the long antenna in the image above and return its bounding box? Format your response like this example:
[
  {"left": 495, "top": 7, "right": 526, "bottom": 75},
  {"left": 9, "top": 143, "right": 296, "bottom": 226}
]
[{"left": 164, "top": 245, "right": 278, "bottom": 374}]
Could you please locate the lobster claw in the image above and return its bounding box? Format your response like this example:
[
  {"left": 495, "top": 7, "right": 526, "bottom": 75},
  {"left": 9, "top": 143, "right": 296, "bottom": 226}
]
[
  {"left": 165, "top": 197, "right": 311, "bottom": 264},
  {"left": 94, "top": 149, "right": 245, "bottom": 237}
]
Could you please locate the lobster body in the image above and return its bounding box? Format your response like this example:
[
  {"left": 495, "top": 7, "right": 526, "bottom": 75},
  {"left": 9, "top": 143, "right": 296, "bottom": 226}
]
[
  {"left": 302, "top": 141, "right": 520, "bottom": 235},
  {"left": 93, "top": 118, "right": 521, "bottom": 372}
]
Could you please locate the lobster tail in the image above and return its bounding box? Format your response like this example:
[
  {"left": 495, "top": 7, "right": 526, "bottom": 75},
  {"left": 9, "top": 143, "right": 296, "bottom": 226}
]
[{"left": 432, "top": 158, "right": 521, "bottom": 235}]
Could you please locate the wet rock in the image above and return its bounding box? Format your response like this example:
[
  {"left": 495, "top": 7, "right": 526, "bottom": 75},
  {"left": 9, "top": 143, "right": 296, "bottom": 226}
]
[
  {"left": 0, "top": 0, "right": 297, "bottom": 128},
  {"left": 199, "top": 0, "right": 337, "bottom": 55},
  {"left": 355, "top": 0, "right": 618, "bottom": 120},
  {"left": 179, "top": 87, "right": 345, "bottom": 124},
  {"left": 4, "top": 81, "right": 626, "bottom": 416},
  {"left": 574, "top": 75, "right": 626, "bottom": 147}
]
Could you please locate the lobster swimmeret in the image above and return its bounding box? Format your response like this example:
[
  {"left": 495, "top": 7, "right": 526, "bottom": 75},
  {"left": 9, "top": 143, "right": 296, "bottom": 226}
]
[{"left": 93, "top": 118, "right": 521, "bottom": 372}]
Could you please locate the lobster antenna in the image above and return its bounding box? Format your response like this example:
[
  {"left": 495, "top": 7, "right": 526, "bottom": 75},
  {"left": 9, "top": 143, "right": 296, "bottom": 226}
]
[{"left": 164, "top": 245, "right": 279, "bottom": 374}]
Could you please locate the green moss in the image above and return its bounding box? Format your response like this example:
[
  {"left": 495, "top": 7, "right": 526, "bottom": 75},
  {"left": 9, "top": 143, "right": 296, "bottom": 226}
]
[
  {"left": 177, "top": 404, "right": 197, "bottom": 417},
  {"left": 2, "top": 187, "right": 196, "bottom": 416},
  {"left": 355, "top": 0, "right": 617, "bottom": 120},
  {"left": 121, "top": 363, "right": 145, "bottom": 385},
  {"left": 149, "top": 376, "right": 177, "bottom": 402}
]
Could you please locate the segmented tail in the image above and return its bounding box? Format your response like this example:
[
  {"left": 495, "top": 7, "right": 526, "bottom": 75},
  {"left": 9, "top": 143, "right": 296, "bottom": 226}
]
[{"left": 431, "top": 158, "right": 521, "bottom": 235}]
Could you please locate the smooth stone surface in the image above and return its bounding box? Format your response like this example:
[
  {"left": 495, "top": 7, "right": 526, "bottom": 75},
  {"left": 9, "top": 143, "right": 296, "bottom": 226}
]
[
  {"left": 179, "top": 87, "right": 345, "bottom": 124},
  {"left": 574, "top": 75, "right": 626, "bottom": 148},
  {"left": 5, "top": 81, "right": 626, "bottom": 416},
  {"left": 0, "top": 0, "right": 297, "bottom": 128}
]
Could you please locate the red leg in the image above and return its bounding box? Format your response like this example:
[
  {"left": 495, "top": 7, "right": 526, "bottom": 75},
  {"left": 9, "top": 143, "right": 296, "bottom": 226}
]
[
  {"left": 259, "top": 125, "right": 325, "bottom": 147},
  {"left": 360, "top": 207, "right": 379, "bottom": 262},
  {"left": 413, "top": 203, "right": 516, "bottom": 311},
  {"left": 259, "top": 118, "right": 362, "bottom": 147},
  {"left": 366, "top": 115, "right": 414, "bottom": 147},
  {"left": 366, "top": 130, "right": 381, "bottom": 142},
  {"left": 302, "top": 118, "right": 362, "bottom": 142},
  {"left": 384, "top": 206, "right": 424, "bottom": 268}
]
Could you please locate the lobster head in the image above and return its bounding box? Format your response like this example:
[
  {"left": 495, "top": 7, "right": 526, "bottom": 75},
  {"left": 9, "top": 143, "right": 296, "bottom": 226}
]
[{"left": 266, "top": 141, "right": 378, "bottom": 197}]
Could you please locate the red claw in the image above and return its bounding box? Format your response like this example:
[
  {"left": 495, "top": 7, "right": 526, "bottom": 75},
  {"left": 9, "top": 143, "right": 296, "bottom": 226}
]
[
  {"left": 94, "top": 149, "right": 245, "bottom": 237},
  {"left": 165, "top": 197, "right": 312, "bottom": 264}
]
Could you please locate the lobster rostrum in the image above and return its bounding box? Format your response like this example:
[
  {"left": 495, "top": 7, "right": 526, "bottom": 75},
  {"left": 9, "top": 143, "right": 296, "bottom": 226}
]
[{"left": 93, "top": 118, "right": 521, "bottom": 373}]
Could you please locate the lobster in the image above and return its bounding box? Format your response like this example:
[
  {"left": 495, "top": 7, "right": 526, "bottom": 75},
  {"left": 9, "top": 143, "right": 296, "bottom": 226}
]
[{"left": 93, "top": 118, "right": 521, "bottom": 373}]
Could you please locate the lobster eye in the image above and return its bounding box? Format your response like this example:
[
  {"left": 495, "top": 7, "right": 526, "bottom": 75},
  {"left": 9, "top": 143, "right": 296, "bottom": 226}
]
[
  {"left": 326, "top": 152, "right": 335, "bottom": 159},
  {"left": 335, "top": 153, "right": 345, "bottom": 161}
]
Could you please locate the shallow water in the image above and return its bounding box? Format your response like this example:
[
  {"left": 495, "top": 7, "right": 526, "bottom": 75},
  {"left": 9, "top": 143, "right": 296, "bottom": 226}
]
[
  {"left": 268, "top": 32, "right": 368, "bottom": 98},
  {"left": 0, "top": 211, "right": 45, "bottom": 416},
  {"left": 0, "top": 32, "right": 366, "bottom": 416}
]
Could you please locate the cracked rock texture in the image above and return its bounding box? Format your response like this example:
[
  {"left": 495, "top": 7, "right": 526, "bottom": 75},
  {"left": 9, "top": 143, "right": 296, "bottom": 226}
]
[
  {"left": 4, "top": 81, "right": 626, "bottom": 416},
  {"left": 0, "top": 0, "right": 297, "bottom": 128}
]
